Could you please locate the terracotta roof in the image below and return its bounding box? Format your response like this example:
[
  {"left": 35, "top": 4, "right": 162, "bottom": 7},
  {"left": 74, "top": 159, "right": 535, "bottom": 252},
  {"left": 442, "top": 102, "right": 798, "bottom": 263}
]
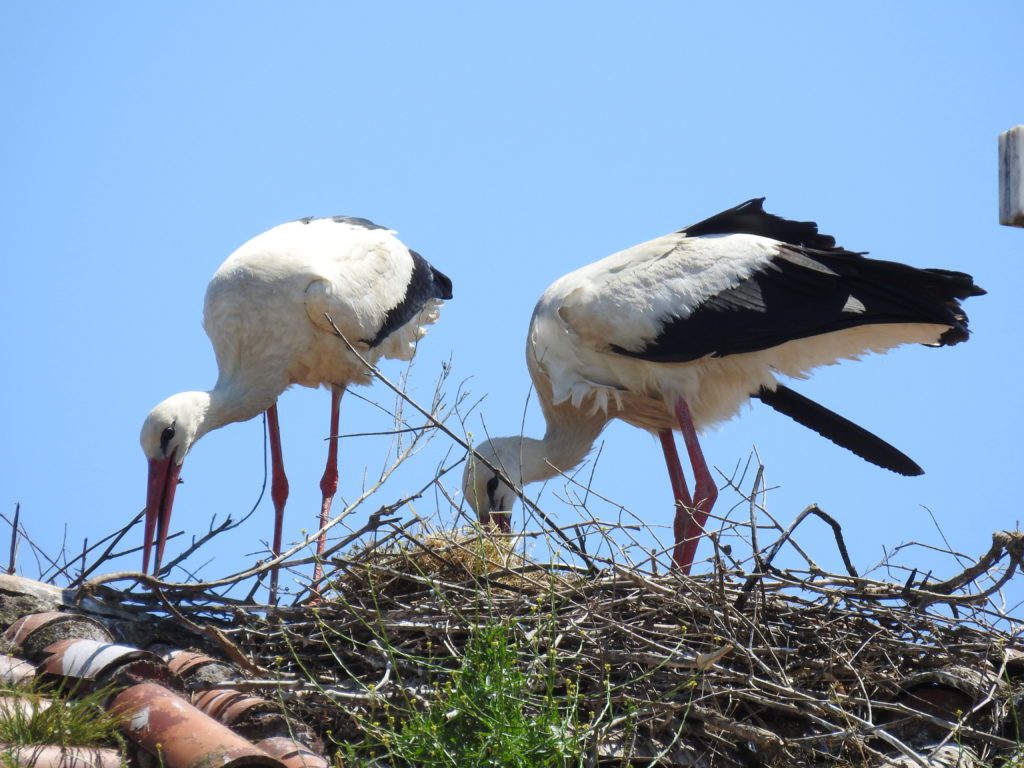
[{"left": 0, "top": 577, "right": 327, "bottom": 768}]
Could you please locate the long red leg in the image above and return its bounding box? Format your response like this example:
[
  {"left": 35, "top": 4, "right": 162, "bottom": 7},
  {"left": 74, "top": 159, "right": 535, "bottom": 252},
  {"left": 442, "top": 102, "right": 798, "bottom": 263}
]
[
  {"left": 673, "top": 397, "right": 719, "bottom": 574},
  {"left": 659, "top": 430, "right": 694, "bottom": 570},
  {"left": 266, "top": 403, "right": 289, "bottom": 605},
  {"left": 313, "top": 387, "right": 343, "bottom": 586}
]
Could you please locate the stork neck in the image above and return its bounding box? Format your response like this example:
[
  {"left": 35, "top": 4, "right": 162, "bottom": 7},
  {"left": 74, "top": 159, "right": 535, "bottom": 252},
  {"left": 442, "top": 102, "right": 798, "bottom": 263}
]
[
  {"left": 197, "top": 378, "right": 279, "bottom": 441},
  {"left": 518, "top": 410, "right": 607, "bottom": 485}
]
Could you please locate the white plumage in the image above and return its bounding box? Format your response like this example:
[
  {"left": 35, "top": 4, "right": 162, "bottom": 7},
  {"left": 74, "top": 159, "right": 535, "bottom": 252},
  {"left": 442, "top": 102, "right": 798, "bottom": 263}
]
[
  {"left": 534, "top": 232, "right": 943, "bottom": 432},
  {"left": 140, "top": 216, "right": 452, "bottom": 598},
  {"left": 463, "top": 199, "right": 982, "bottom": 572}
]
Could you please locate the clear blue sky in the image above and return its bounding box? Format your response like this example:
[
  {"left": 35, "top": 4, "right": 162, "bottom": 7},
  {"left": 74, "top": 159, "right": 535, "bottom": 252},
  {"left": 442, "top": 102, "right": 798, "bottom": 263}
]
[{"left": 1, "top": 4, "right": 1021, "bottom": 607}]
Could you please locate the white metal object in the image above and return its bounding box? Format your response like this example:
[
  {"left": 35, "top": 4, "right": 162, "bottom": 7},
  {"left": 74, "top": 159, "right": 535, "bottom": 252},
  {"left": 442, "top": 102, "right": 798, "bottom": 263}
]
[{"left": 999, "top": 126, "right": 1024, "bottom": 227}]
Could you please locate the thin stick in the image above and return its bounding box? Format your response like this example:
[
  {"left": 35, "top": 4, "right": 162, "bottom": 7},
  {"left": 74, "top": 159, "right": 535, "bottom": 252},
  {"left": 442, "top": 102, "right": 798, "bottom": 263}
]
[
  {"left": 7, "top": 503, "right": 19, "bottom": 575},
  {"left": 748, "top": 465, "right": 765, "bottom": 573},
  {"left": 73, "top": 508, "right": 146, "bottom": 586},
  {"left": 737, "top": 504, "right": 858, "bottom": 610}
]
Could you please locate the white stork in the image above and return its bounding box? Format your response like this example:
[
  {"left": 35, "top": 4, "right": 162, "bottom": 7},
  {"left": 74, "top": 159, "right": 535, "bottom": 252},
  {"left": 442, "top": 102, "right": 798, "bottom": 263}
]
[
  {"left": 462, "top": 198, "right": 983, "bottom": 573},
  {"left": 139, "top": 216, "right": 452, "bottom": 599}
]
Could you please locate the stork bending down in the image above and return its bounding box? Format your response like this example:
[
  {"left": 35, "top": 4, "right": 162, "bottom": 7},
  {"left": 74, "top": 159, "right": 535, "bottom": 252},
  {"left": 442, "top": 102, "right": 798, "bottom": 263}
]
[
  {"left": 462, "top": 198, "right": 982, "bottom": 573},
  {"left": 140, "top": 216, "right": 452, "bottom": 600}
]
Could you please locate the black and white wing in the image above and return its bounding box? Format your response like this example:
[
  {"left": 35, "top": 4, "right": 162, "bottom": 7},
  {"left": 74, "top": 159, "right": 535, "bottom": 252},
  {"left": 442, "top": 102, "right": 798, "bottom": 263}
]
[
  {"left": 611, "top": 198, "right": 983, "bottom": 363},
  {"left": 551, "top": 198, "right": 983, "bottom": 475},
  {"left": 297, "top": 216, "right": 453, "bottom": 361}
]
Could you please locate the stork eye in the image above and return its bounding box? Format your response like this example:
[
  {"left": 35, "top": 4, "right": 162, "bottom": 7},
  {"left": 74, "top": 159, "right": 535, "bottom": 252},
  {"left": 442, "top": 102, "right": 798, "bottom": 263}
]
[
  {"left": 485, "top": 476, "right": 499, "bottom": 507},
  {"left": 160, "top": 425, "right": 176, "bottom": 454}
]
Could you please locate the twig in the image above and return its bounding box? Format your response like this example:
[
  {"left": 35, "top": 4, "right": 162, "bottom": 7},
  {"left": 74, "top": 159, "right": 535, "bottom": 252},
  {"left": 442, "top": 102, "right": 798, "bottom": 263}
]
[
  {"left": 7, "top": 503, "right": 19, "bottom": 575},
  {"left": 736, "top": 503, "right": 858, "bottom": 610},
  {"left": 74, "top": 509, "right": 146, "bottom": 586},
  {"left": 923, "top": 531, "right": 1024, "bottom": 597}
]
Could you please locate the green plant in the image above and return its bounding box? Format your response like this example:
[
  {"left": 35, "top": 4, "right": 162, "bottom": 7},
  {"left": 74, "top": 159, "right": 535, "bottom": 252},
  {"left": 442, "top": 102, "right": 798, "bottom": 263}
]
[
  {"left": 0, "top": 681, "right": 125, "bottom": 750},
  {"left": 354, "top": 623, "right": 584, "bottom": 767}
]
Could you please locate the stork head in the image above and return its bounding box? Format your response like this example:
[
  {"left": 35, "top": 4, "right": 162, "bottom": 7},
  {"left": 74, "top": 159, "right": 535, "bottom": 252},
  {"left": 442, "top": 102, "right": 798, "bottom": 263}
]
[
  {"left": 139, "top": 391, "right": 210, "bottom": 575},
  {"left": 461, "top": 437, "right": 524, "bottom": 532}
]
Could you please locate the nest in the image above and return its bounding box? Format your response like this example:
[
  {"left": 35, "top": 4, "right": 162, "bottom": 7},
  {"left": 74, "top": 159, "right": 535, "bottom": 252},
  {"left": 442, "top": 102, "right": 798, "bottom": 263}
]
[
  {"left": 56, "top": 368, "right": 1024, "bottom": 766},
  {"left": 205, "top": 521, "right": 1024, "bottom": 768}
]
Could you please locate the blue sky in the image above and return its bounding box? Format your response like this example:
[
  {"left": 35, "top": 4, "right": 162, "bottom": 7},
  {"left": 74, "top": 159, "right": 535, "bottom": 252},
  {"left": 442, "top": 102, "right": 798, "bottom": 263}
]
[{"left": 1, "top": 4, "right": 1021, "bottom": 607}]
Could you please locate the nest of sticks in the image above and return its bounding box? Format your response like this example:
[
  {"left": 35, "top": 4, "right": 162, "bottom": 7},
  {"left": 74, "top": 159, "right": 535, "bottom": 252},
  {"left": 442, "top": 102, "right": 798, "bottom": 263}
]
[
  {"left": 52, "top": 365, "right": 1024, "bottom": 767},
  {"left": 182, "top": 516, "right": 1016, "bottom": 768},
  {"left": 61, "top": 472, "right": 1024, "bottom": 767}
]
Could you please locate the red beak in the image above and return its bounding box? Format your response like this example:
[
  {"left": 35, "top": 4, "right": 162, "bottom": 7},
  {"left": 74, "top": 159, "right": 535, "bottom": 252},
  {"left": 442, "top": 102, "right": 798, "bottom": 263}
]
[{"left": 144, "top": 451, "right": 182, "bottom": 575}]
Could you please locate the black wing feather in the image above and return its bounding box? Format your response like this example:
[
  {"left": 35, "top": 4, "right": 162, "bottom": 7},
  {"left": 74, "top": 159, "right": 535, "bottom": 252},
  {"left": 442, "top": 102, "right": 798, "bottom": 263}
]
[
  {"left": 756, "top": 384, "right": 923, "bottom": 476},
  {"left": 682, "top": 198, "right": 842, "bottom": 251},
  {"left": 613, "top": 200, "right": 984, "bottom": 363},
  {"left": 369, "top": 249, "right": 453, "bottom": 348}
]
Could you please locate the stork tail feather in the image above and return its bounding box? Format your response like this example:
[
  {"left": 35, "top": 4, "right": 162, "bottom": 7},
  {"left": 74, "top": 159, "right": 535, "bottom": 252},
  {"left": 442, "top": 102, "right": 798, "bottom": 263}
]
[{"left": 755, "top": 384, "right": 924, "bottom": 476}]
